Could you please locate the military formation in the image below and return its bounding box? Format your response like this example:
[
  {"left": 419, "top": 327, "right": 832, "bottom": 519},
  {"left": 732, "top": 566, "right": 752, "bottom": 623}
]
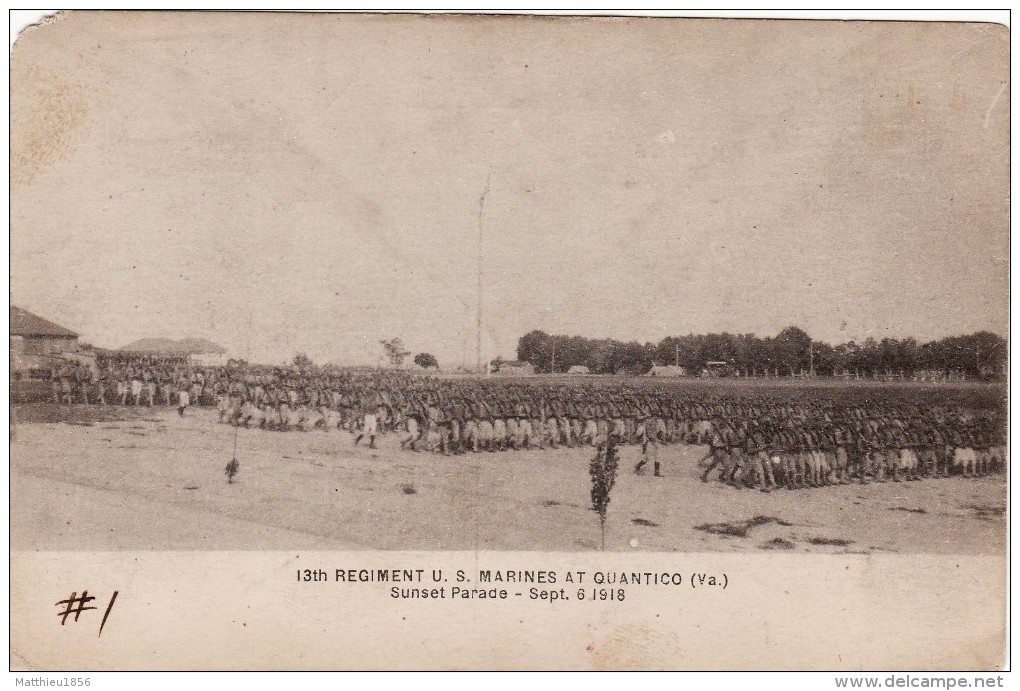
[
  {"left": 51, "top": 355, "right": 212, "bottom": 413},
  {"left": 688, "top": 408, "right": 1004, "bottom": 492},
  {"left": 48, "top": 354, "right": 1006, "bottom": 490}
]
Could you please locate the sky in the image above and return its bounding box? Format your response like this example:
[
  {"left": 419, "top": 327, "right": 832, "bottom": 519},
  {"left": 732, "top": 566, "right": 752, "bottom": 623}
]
[{"left": 10, "top": 12, "right": 1009, "bottom": 367}]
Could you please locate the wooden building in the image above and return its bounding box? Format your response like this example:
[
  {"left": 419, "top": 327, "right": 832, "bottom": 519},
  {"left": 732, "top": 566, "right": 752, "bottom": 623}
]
[{"left": 10, "top": 306, "right": 80, "bottom": 377}]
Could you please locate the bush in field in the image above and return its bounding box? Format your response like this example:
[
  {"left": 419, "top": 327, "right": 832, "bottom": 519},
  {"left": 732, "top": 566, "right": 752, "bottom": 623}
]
[
  {"left": 292, "top": 352, "right": 315, "bottom": 371},
  {"left": 414, "top": 352, "right": 439, "bottom": 369},
  {"left": 589, "top": 437, "right": 620, "bottom": 550}
]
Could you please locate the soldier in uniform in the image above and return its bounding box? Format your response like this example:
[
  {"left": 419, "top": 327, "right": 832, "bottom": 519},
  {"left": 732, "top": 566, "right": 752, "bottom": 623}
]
[
  {"left": 400, "top": 409, "right": 422, "bottom": 450},
  {"left": 634, "top": 421, "right": 662, "bottom": 477},
  {"left": 177, "top": 381, "right": 190, "bottom": 416},
  {"left": 831, "top": 426, "right": 850, "bottom": 484},
  {"left": 744, "top": 425, "right": 776, "bottom": 492},
  {"left": 49, "top": 368, "right": 63, "bottom": 404},
  {"left": 353, "top": 403, "right": 379, "bottom": 449},
  {"left": 492, "top": 416, "right": 508, "bottom": 451},
  {"left": 769, "top": 429, "right": 791, "bottom": 489},
  {"left": 130, "top": 376, "right": 143, "bottom": 406},
  {"left": 449, "top": 397, "right": 467, "bottom": 454},
  {"left": 505, "top": 416, "right": 520, "bottom": 450},
  {"left": 782, "top": 430, "right": 803, "bottom": 489},
  {"left": 722, "top": 425, "right": 747, "bottom": 488},
  {"left": 518, "top": 416, "right": 534, "bottom": 450},
  {"left": 95, "top": 369, "right": 108, "bottom": 406},
  {"left": 700, "top": 421, "right": 730, "bottom": 483},
  {"left": 477, "top": 416, "right": 494, "bottom": 452}
]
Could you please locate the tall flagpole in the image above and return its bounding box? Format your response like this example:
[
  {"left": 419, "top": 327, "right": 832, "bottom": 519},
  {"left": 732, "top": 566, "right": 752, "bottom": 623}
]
[{"left": 477, "top": 172, "right": 492, "bottom": 375}]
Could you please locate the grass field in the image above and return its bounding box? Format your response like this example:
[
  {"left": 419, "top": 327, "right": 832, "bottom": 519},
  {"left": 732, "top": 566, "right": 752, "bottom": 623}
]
[{"left": 10, "top": 397, "right": 1006, "bottom": 554}]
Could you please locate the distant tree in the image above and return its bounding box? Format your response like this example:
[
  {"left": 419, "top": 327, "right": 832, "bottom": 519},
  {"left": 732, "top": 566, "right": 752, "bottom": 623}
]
[
  {"left": 414, "top": 352, "right": 439, "bottom": 369},
  {"left": 589, "top": 340, "right": 618, "bottom": 374},
  {"left": 615, "top": 341, "right": 654, "bottom": 375},
  {"left": 774, "top": 326, "right": 812, "bottom": 375},
  {"left": 970, "top": 331, "right": 1007, "bottom": 379},
  {"left": 517, "top": 330, "right": 550, "bottom": 370},
  {"left": 517, "top": 331, "right": 594, "bottom": 373},
  {"left": 655, "top": 336, "right": 682, "bottom": 367},
  {"left": 858, "top": 337, "right": 882, "bottom": 375},
  {"left": 380, "top": 338, "right": 411, "bottom": 367},
  {"left": 292, "top": 352, "right": 314, "bottom": 371},
  {"left": 812, "top": 341, "right": 839, "bottom": 376},
  {"left": 918, "top": 331, "right": 1007, "bottom": 378}
]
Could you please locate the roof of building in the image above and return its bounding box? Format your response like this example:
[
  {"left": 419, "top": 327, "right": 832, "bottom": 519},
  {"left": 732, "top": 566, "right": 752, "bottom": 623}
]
[
  {"left": 10, "top": 306, "right": 79, "bottom": 338},
  {"left": 118, "top": 337, "right": 226, "bottom": 355}
]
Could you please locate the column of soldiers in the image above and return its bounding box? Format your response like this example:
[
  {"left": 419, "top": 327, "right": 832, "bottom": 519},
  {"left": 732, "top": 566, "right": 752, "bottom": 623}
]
[
  {"left": 48, "top": 358, "right": 1006, "bottom": 487},
  {"left": 50, "top": 355, "right": 203, "bottom": 407},
  {"left": 65, "top": 356, "right": 425, "bottom": 432},
  {"left": 214, "top": 374, "right": 1006, "bottom": 492},
  {"left": 693, "top": 413, "right": 1005, "bottom": 492},
  {"left": 392, "top": 389, "right": 1006, "bottom": 491}
]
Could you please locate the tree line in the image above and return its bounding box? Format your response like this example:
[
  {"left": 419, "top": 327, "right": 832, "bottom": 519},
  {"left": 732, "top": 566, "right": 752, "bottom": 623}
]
[{"left": 516, "top": 327, "right": 1007, "bottom": 379}]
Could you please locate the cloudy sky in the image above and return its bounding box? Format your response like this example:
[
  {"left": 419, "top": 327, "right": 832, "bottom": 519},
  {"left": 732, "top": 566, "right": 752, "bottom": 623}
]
[{"left": 10, "top": 12, "right": 1009, "bottom": 366}]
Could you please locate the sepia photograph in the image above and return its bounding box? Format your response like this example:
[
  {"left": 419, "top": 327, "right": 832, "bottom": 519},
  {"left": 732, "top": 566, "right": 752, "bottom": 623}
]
[{"left": 8, "top": 10, "right": 1009, "bottom": 673}]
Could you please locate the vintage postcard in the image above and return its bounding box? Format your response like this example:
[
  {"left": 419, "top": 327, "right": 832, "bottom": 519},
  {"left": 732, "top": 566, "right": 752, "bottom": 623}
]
[{"left": 9, "top": 11, "right": 1008, "bottom": 672}]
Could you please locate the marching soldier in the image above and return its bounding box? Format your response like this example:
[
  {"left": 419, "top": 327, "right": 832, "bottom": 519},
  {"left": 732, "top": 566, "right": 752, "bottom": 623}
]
[
  {"left": 634, "top": 421, "right": 663, "bottom": 477},
  {"left": 700, "top": 421, "right": 730, "bottom": 483},
  {"left": 353, "top": 403, "right": 379, "bottom": 449}
]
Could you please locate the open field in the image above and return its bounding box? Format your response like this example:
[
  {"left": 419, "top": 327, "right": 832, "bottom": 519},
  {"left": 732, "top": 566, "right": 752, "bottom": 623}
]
[{"left": 11, "top": 402, "right": 1006, "bottom": 554}]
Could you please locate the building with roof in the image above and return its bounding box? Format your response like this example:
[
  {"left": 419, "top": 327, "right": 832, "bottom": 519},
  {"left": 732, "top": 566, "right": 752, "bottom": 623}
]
[
  {"left": 116, "top": 337, "right": 229, "bottom": 366},
  {"left": 647, "top": 364, "right": 687, "bottom": 377},
  {"left": 702, "top": 361, "right": 733, "bottom": 377},
  {"left": 494, "top": 360, "right": 535, "bottom": 376},
  {"left": 10, "top": 306, "right": 81, "bottom": 377}
]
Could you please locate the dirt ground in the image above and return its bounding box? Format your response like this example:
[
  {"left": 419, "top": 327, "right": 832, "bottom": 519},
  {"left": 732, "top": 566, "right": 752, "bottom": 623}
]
[{"left": 10, "top": 404, "right": 1007, "bottom": 554}]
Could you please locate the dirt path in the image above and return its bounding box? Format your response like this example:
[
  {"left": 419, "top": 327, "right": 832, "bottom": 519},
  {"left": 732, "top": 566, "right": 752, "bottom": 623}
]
[{"left": 10, "top": 407, "right": 1007, "bottom": 553}]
